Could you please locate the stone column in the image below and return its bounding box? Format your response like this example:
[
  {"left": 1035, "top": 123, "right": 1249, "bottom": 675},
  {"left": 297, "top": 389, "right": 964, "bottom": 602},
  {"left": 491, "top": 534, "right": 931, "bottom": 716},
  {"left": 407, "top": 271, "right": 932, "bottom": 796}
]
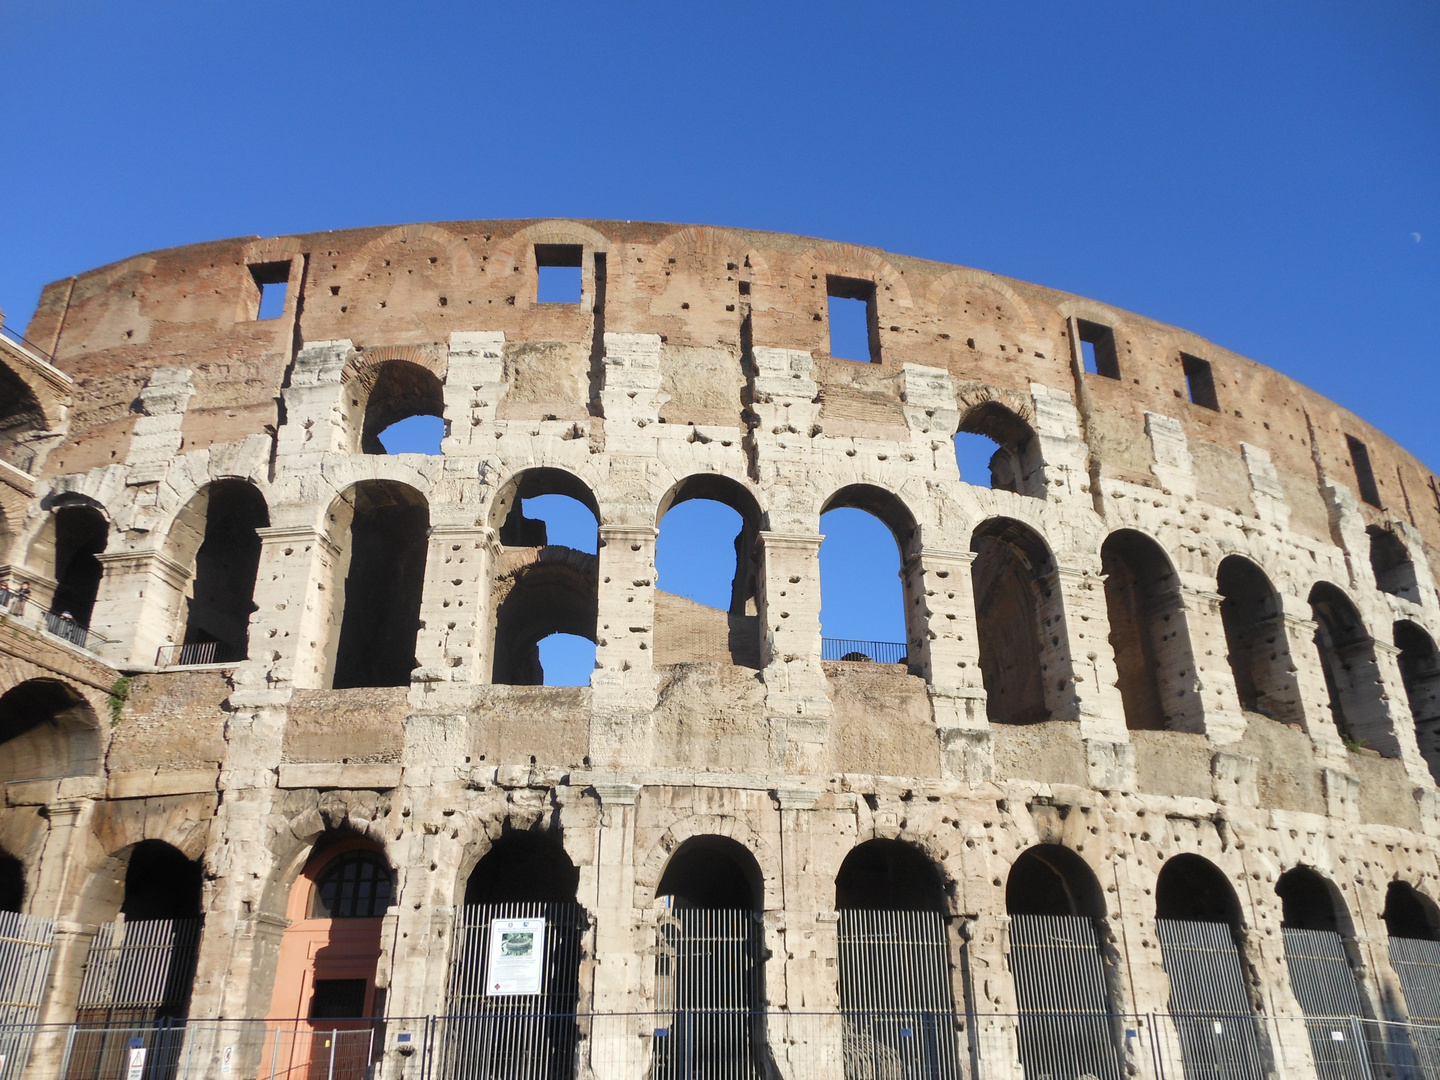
[
  {"left": 412, "top": 522, "right": 497, "bottom": 687},
  {"left": 275, "top": 340, "right": 354, "bottom": 463},
  {"left": 586, "top": 782, "right": 644, "bottom": 1080},
  {"left": 756, "top": 531, "right": 832, "bottom": 774},
  {"left": 1279, "top": 604, "right": 1352, "bottom": 766},
  {"left": 1177, "top": 582, "right": 1248, "bottom": 744},
  {"left": 1369, "top": 638, "right": 1432, "bottom": 783},
  {"left": 1054, "top": 561, "right": 1133, "bottom": 786},
  {"left": 89, "top": 549, "right": 191, "bottom": 667},
  {"left": 589, "top": 526, "right": 659, "bottom": 767},
  {"left": 248, "top": 524, "right": 344, "bottom": 689}
]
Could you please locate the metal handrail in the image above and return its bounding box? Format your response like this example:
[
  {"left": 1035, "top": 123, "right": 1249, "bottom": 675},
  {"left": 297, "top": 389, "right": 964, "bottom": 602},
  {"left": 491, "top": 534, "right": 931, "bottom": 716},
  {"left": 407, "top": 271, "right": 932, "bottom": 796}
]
[
  {"left": 822, "top": 637, "right": 908, "bottom": 664},
  {"left": 0, "top": 321, "right": 53, "bottom": 363},
  {"left": 155, "top": 641, "right": 248, "bottom": 667},
  {"left": 0, "top": 588, "right": 108, "bottom": 653}
]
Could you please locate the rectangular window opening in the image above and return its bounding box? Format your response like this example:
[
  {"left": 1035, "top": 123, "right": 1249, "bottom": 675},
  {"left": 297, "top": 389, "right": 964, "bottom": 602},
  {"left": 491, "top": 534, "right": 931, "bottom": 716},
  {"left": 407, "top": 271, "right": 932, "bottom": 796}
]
[
  {"left": 536, "top": 244, "right": 584, "bottom": 303},
  {"left": 1347, "top": 435, "right": 1382, "bottom": 507},
  {"left": 1076, "top": 319, "right": 1120, "bottom": 379},
  {"left": 309, "top": 978, "right": 369, "bottom": 1019},
  {"left": 826, "top": 276, "right": 878, "bottom": 363},
  {"left": 250, "top": 261, "right": 291, "bottom": 321},
  {"left": 1181, "top": 353, "right": 1220, "bottom": 411}
]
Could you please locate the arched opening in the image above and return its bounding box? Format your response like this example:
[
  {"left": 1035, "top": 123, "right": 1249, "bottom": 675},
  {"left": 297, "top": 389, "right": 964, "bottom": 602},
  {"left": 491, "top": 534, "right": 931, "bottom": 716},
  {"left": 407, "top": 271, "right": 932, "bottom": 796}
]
[
  {"left": 1155, "top": 857, "right": 1265, "bottom": 1078},
  {"left": 955, "top": 402, "right": 1043, "bottom": 498},
  {"left": 0, "top": 679, "right": 100, "bottom": 783},
  {"left": 1309, "top": 583, "right": 1392, "bottom": 755},
  {"left": 1383, "top": 884, "right": 1440, "bottom": 1027},
  {"left": 1217, "top": 556, "right": 1301, "bottom": 724},
  {"left": 834, "top": 841, "right": 958, "bottom": 1076},
  {"left": 819, "top": 486, "right": 918, "bottom": 666},
  {"left": 448, "top": 832, "right": 585, "bottom": 1080},
  {"left": 264, "top": 836, "right": 392, "bottom": 1077},
  {"left": 971, "top": 519, "right": 1067, "bottom": 725},
  {"left": 1006, "top": 846, "right": 1119, "bottom": 1080},
  {"left": 48, "top": 504, "right": 108, "bottom": 629},
  {"left": 355, "top": 360, "right": 446, "bottom": 455},
  {"left": 491, "top": 470, "right": 600, "bottom": 687},
  {"left": 1275, "top": 867, "right": 1375, "bottom": 1072},
  {"left": 329, "top": 481, "right": 429, "bottom": 689},
  {"left": 74, "top": 840, "right": 204, "bottom": 1078},
  {"left": 654, "top": 837, "right": 766, "bottom": 1079},
  {"left": 1369, "top": 526, "right": 1419, "bottom": 602},
  {"left": 654, "top": 476, "right": 762, "bottom": 668},
  {"left": 1102, "top": 531, "right": 1199, "bottom": 732},
  {"left": 0, "top": 360, "right": 46, "bottom": 473},
  {"left": 0, "top": 851, "right": 23, "bottom": 913},
  {"left": 173, "top": 480, "right": 268, "bottom": 665},
  {"left": 1396, "top": 621, "right": 1440, "bottom": 782}
]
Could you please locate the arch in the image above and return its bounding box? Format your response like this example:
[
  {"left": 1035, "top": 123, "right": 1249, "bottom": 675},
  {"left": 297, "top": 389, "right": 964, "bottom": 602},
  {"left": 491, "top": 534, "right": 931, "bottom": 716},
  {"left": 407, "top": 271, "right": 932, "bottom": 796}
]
[
  {"left": 1395, "top": 621, "right": 1440, "bottom": 782},
  {"left": 1101, "top": 530, "right": 1201, "bottom": 732},
  {"left": 328, "top": 481, "right": 429, "bottom": 689},
  {"left": 956, "top": 400, "right": 1044, "bottom": 497},
  {"left": 164, "top": 479, "right": 269, "bottom": 663},
  {"left": 45, "top": 503, "right": 108, "bottom": 626},
  {"left": 0, "top": 679, "right": 101, "bottom": 783},
  {"left": 0, "top": 358, "right": 47, "bottom": 473},
  {"left": 1217, "top": 555, "right": 1302, "bottom": 724},
  {"left": 1383, "top": 882, "right": 1439, "bottom": 941},
  {"left": 464, "top": 831, "right": 580, "bottom": 906},
  {"left": 655, "top": 476, "right": 762, "bottom": 667},
  {"left": 0, "top": 849, "right": 24, "bottom": 913},
  {"left": 835, "top": 839, "right": 946, "bottom": 912},
  {"left": 1006, "top": 844, "right": 1105, "bottom": 919},
  {"left": 925, "top": 268, "right": 1039, "bottom": 335},
  {"left": 1369, "top": 526, "right": 1419, "bottom": 601},
  {"left": 311, "top": 850, "right": 393, "bottom": 919},
  {"left": 655, "top": 835, "right": 762, "bottom": 911},
  {"left": 488, "top": 467, "right": 600, "bottom": 540},
  {"left": 492, "top": 552, "right": 598, "bottom": 685},
  {"left": 353, "top": 359, "right": 447, "bottom": 455},
  {"left": 1156, "top": 854, "right": 1242, "bottom": 926},
  {"left": 970, "top": 518, "right": 1067, "bottom": 725},
  {"left": 818, "top": 486, "right": 918, "bottom": 666},
  {"left": 1275, "top": 866, "right": 1351, "bottom": 935},
  {"left": 1309, "top": 582, "right": 1393, "bottom": 754}
]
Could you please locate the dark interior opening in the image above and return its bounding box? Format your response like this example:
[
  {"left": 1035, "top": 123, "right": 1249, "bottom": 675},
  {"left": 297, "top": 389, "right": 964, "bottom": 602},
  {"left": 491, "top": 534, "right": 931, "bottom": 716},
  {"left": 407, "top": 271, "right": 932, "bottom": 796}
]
[
  {"left": 1102, "top": 530, "right": 1187, "bottom": 731},
  {"left": 656, "top": 836, "right": 761, "bottom": 910},
  {"left": 1309, "top": 582, "right": 1384, "bottom": 748},
  {"left": 1076, "top": 319, "right": 1121, "bottom": 379},
  {"left": 1156, "top": 854, "right": 1241, "bottom": 925},
  {"left": 1181, "top": 353, "right": 1219, "bottom": 411},
  {"left": 826, "top": 275, "right": 879, "bottom": 363},
  {"left": 0, "top": 678, "right": 99, "bottom": 783},
  {"left": 1347, "top": 436, "right": 1382, "bottom": 508},
  {"left": 183, "top": 481, "right": 268, "bottom": 657},
  {"left": 122, "top": 841, "right": 203, "bottom": 922},
  {"left": 332, "top": 481, "right": 429, "bottom": 689},
  {"left": 1006, "top": 844, "right": 1104, "bottom": 919},
  {"left": 309, "top": 979, "right": 368, "bottom": 1020},
  {"left": 50, "top": 505, "right": 108, "bottom": 626},
  {"left": 1217, "top": 555, "right": 1299, "bottom": 722},
  {"left": 358, "top": 361, "right": 447, "bottom": 455},
  {"left": 465, "top": 832, "right": 580, "bottom": 906},
  {"left": 1276, "top": 867, "right": 1343, "bottom": 933},
  {"left": 1384, "top": 882, "right": 1438, "bottom": 941},
  {"left": 971, "top": 519, "right": 1054, "bottom": 725},
  {"left": 0, "top": 360, "right": 46, "bottom": 473},
  {"left": 0, "top": 852, "right": 24, "bottom": 913},
  {"left": 835, "top": 839, "right": 946, "bottom": 911},
  {"left": 492, "top": 558, "right": 598, "bottom": 686},
  {"left": 1369, "top": 526, "right": 1418, "bottom": 600},
  {"left": 1396, "top": 620, "right": 1440, "bottom": 782}
]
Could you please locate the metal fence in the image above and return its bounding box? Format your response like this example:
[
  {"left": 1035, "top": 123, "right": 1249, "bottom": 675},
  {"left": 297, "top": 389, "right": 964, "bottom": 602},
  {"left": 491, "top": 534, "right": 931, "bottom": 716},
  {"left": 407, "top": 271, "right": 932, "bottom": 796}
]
[
  {"left": 0, "top": 587, "right": 108, "bottom": 653},
  {"left": 0, "top": 911, "right": 55, "bottom": 1080},
  {"left": 155, "top": 642, "right": 249, "bottom": 667},
  {"left": 1156, "top": 918, "right": 1267, "bottom": 1080},
  {"left": 1283, "top": 927, "right": 1380, "bottom": 1080},
  {"left": 821, "top": 639, "right": 908, "bottom": 665}
]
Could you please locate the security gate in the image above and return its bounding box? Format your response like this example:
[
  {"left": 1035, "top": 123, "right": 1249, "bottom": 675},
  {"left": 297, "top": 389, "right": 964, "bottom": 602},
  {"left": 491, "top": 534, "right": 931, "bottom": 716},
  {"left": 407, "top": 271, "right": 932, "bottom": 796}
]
[
  {"left": 1008, "top": 913, "right": 1121, "bottom": 1080},
  {"left": 0, "top": 910, "right": 55, "bottom": 1080},
  {"left": 1281, "top": 927, "right": 1376, "bottom": 1080},
  {"left": 837, "top": 909, "right": 961, "bottom": 1080},
  {"left": 1156, "top": 918, "right": 1266, "bottom": 1080},
  {"left": 444, "top": 902, "right": 586, "bottom": 1080},
  {"left": 654, "top": 909, "right": 764, "bottom": 1080},
  {"left": 1387, "top": 936, "right": 1440, "bottom": 1078}
]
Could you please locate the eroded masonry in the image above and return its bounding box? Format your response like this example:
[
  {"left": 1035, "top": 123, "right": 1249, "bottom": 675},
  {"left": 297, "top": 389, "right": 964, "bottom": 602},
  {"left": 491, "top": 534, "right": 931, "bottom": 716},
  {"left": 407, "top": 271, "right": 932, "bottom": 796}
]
[{"left": 4, "top": 219, "right": 1440, "bottom": 1080}]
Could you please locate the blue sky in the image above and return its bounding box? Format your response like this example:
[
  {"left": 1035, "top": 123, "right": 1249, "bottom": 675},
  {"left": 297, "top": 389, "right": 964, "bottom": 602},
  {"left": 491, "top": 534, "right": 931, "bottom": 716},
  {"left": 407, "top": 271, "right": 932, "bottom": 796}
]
[{"left": 4, "top": 3, "right": 1435, "bottom": 684}]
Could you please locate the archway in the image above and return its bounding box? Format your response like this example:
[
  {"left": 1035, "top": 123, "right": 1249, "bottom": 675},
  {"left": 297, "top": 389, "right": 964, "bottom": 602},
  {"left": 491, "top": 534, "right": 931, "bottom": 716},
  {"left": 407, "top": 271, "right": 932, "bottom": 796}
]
[
  {"left": 971, "top": 519, "right": 1067, "bottom": 725},
  {"left": 1275, "top": 867, "right": 1376, "bottom": 1075},
  {"left": 654, "top": 475, "right": 762, "bottom": 668},
  {"left": 169, "top": 480, "right": 269, "bottom": 665},
  {"left": 819, "top": 486, "right": 919, "bottom": 667},
  {"left": 356, "top": 360, "right": 446, "bottom": 455},
  {"left": 329, "top": 481, "right": 429, "bottom": 689},
  {"left": 1383, "top": 883, "right": 1440, "bottom": 1028},
  {"left": 1101, "top": 531, "right": 1200, "bottom": 732},
  {"left": 1395, "top": 622, "right": 1440, "bottom": 782},
  {"left": 48, "top": 504, "right": 108, "bottom": 629},
  {"left": 1369, "top": 527, "right": 1419, "bottom": 602},
  {"left": 1309, "top": 583, "right": 1392, "bottom": 755},
  {"left": 1217, "top": 556, "right": 1301, "bottom": 724},
  {"left": 0, "top": 679, "right": 100, "bottom": 783},
  {"left": 1155, "top": 856, "right": 1265, "bottom": 1080},
  {"left": 0, "top": 359, "right": 47, "bottom": 473},
  {"left": 955, "top": 402, "right": 1043, "bottom": 498},
  {"left": 447, "top": 832, "right": 585, "bottom": 1080},
  {"left": 835, "top": 841, "right": 958, "bottom": 1078},
  {"left": 1006, "top": 846, "right": 1119, "bottom": 1080},
  {"left": 654, "top": 837, "right": 766, "bottom": 1080}
]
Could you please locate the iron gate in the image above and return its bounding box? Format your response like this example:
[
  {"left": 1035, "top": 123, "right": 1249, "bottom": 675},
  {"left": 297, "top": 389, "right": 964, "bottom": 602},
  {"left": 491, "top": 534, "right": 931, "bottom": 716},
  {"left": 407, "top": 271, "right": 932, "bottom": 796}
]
[
  {"left": 1387, "top": 936, "right": 1440, "bottom": 1078},
  {"left": 1281, "top": 927, "right": 1377, "bottom": 1080},
  {"left": 0, "top": 910, "right": 55, "bottom": 1080},
  {"left": 654, "top": 908, "right": 765, "bottom": 1080},
  {"left": 1008, "top": 913, "right": 1122, "bottom": 1080},
  {"left": 1156, "top": 918, "right": 1267, "bottom": 1080}
]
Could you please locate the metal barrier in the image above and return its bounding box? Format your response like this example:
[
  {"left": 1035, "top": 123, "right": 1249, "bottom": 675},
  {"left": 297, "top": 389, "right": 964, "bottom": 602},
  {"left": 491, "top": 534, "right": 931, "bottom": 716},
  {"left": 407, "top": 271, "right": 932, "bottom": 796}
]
[
  {"left": 821, "top": 638, "right": 908, "bottom": 664},
  {"left": 155, "top": 642, "right": 248, "bottom": 667},
  {"left": 0, "top": 589, "right": 108, "bottom": 653},
  {"left": 0, "top": 322, "right": 54, "bottom": 363}
]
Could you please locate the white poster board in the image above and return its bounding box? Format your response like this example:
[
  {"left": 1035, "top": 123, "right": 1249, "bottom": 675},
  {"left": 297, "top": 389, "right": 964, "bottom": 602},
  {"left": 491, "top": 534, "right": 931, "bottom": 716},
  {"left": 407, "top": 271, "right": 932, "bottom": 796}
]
[
  {"left": 125, "top": 1046, "right": 147, "bottom": 1080},
  {"left": 485, "top": 917, "right": 546, "bottom": 996}
]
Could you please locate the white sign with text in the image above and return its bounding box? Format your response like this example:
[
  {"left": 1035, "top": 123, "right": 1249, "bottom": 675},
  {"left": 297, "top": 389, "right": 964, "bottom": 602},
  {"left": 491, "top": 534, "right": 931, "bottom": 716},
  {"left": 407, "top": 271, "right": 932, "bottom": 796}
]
[{"left": 485, "top": 917, "right": 546, "bottom": 996}]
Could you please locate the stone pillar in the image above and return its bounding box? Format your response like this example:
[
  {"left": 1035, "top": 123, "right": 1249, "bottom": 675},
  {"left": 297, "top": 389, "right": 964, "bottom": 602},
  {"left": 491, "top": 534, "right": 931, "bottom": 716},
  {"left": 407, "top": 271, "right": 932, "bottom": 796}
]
[
  {"left": 1054, "top": 562, "right": 1132, "bottom": 786},
  {"left": 90, "top": 549, "right": 191, "bottom": 667},
  {"left": 588, "top": 526, "right": 659, "bottom": 767},
  {"left": 412, "top": 522, "right": 497, "bottom": 687},
  {"left": 1279, "top": 605, "right": 1352, "bottom": 766},
  {"left": 586, "top": 782, "right": 644, "bottom": 1080},
  {"left": 599, "top": 334, "right": 667, "bottom": 455},
  {"left": 756, "top": 531, "right": 832, "bottom": 774},
  {"left": 1177, "top": 582, "right": 1248, "bottom": 744},
  {"left": 249, "top": 524, "right": 344, "bottom": 689},
  {"left": 275, "top": 340, "right": 354, "bottom": 463},
  {"left": 1029, "top": 383, "right": 1091, "bottom": 501},
  {"left": 441, "top": 331, "right": 506, "bottom": 454}
]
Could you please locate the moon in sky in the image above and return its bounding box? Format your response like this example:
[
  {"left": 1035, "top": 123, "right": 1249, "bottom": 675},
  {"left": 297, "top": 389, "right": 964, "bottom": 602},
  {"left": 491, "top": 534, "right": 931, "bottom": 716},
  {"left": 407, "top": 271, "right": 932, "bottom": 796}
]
[{"left": 1414, "top": 232, "right": 1423, "bottom": 243}]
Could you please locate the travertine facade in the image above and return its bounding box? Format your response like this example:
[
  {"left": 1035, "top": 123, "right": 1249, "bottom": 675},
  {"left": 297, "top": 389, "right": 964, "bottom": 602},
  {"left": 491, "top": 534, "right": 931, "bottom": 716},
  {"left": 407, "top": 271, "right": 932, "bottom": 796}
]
[{"left": 4, "top": 219, "right": 1440, "bottom": 1079}]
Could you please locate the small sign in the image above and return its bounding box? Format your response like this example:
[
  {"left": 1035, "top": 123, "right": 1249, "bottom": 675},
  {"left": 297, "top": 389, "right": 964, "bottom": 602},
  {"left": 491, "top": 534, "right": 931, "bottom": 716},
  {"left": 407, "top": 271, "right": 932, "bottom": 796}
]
[
  {"left": 396, "top": 1034, "right": 412, "bottom": 1045},
  {"left": 486, "top": 916, "right": 546, "bottom": 996},
  {"left": 126, "top": 1046, "right": 147, "bottom": 1080},
  {"left": 1331, "top": 1031, "right": 1346, "bottom": 1042},
  {"left": 221, "top": 1046, "right": 234, "bottom": 1076},
  {"left": 1212, "top": 1022, "right": 1223, "bottom": 1035}
]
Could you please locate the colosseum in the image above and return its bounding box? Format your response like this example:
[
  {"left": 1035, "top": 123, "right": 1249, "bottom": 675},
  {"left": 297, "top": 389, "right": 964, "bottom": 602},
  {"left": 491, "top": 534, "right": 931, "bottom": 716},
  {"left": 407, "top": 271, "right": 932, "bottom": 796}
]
[{"left": 1, "top": 218, "right": 1439, "bottom": 1080}]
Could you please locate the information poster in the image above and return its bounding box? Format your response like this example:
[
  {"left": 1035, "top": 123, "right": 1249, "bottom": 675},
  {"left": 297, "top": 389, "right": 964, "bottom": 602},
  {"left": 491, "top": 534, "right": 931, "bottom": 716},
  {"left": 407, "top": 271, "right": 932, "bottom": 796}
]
[
  {"left": 125, "top": 1046, "right": 147, "bottom": 1080},
  {"left": 486, "top": 917, "right": 546, "bottom": 996}
]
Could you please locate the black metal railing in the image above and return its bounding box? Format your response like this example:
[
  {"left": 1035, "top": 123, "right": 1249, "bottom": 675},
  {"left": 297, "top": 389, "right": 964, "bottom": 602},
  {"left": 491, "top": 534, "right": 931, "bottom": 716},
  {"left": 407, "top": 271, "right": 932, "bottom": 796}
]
[
  {"left": 42, "top": 611, "right": 106, "bottom": 651},
  {"left": 155, "top": 641, "right": 248, "bottom": 667},
  {"left": 822, "top": 638, "right": 908, "bottom": 664},
  {"left": 0, "top": 322, "right": 54, "bottom": 363}
]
